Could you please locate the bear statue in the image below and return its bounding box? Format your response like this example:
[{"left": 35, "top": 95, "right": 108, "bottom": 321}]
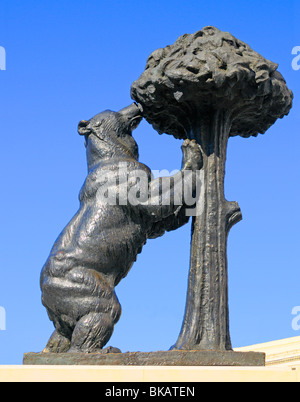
[{"left": 40, "top": 103, "right": 203, "bottom": 353}]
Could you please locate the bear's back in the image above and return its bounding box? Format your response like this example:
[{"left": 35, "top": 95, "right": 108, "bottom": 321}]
[{"left": 79, "top": 158, "right": 152, "bottom": 206}]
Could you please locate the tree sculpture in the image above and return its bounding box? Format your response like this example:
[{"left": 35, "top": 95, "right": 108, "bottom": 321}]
[{"left": 131, "top": 26, "right": 293, "bottom": 351}]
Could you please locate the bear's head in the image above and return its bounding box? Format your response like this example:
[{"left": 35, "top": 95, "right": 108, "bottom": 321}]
[{"left": 78, "top": 103, "right": 143, "bottom": 166}]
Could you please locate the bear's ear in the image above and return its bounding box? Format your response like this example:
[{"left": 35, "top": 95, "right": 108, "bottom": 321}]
[{"left": 78, "top": 120, "right": 91, "bottom": 136}]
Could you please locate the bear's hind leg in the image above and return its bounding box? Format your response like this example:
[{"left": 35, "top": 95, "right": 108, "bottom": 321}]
[
  {"left": 43, "top": 330, "right": 71, "bottom": 353},
  {"left": 69, "top": 312, "right": 118, "bottom": 353}
]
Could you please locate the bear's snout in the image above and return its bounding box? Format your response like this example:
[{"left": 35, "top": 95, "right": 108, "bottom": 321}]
[{"left": 119, "top": 103, "right": 143, "bottom": 125}]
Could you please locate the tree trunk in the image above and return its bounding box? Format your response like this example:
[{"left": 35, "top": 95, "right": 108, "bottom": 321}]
[{"left": 174, "top": 110, "right": 242, "bottom": 351}]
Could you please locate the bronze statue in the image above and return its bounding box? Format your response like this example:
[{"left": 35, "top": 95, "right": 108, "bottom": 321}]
[
  {"left": 40, "top": 103, "right": 202, "bottom": 353},
  {"left": 25, "top": 27, "right": 293, "bottom": 366}
]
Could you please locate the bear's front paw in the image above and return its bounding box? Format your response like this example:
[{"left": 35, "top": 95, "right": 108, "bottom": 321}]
[{"left": 181, "top": 139, "right": 203, "bottom": 171}]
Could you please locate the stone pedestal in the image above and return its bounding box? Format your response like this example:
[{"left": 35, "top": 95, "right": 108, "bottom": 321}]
[
  {"left": 23, "top": 350, "right": 265, "bottom": 367},
  {"left": 1, "top": 365, "right": 299, "bottom": 382}
]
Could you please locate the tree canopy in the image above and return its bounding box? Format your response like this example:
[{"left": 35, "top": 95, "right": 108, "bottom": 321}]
[{"left": 131, "top": 26, "right": 293, "bottom": 140}]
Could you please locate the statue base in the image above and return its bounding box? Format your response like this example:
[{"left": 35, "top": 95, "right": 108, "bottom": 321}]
[{"left": 23, "top": 350, "right": 265, "bottom": 366}]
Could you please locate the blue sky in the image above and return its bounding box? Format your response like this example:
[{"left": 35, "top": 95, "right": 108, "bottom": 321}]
[{"left": 0, "top": 0, "right": 299, "bottom": 364}]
